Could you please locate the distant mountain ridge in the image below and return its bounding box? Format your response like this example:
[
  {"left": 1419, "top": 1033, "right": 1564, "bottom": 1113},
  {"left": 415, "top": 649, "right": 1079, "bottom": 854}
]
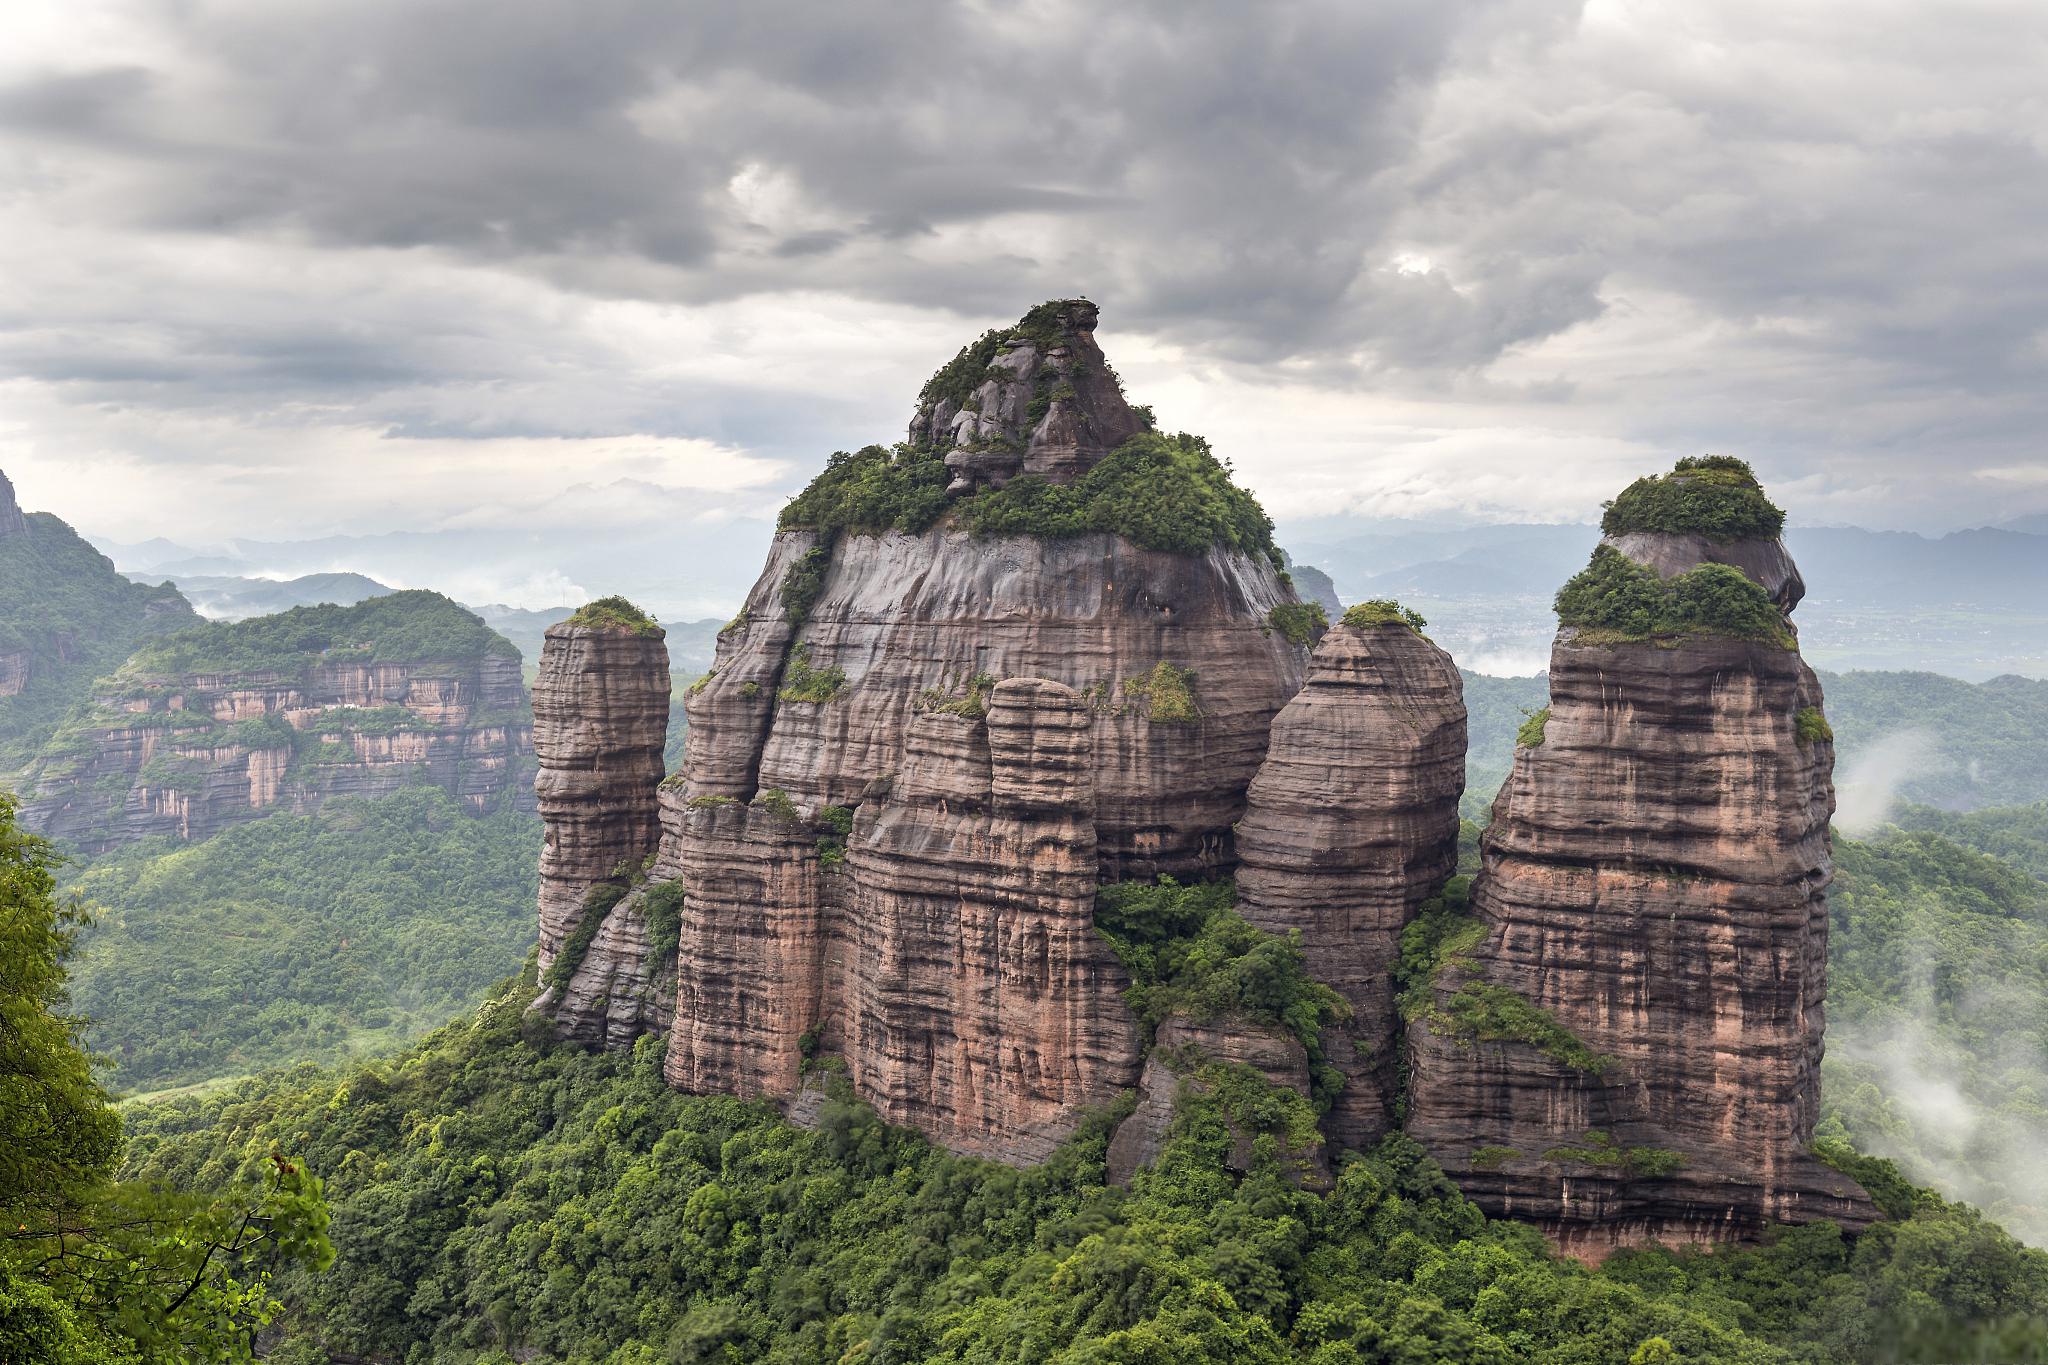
[{"left": 0, "top": 469, "right": 200, "bottom": 774}]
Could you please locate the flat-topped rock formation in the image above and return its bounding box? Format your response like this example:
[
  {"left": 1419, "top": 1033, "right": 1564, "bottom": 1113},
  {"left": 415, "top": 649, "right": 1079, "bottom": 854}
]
[
  {"left": 23, "top": 590, "right": 530, "bottom": 852},
  {"left": 524, "top": 597, "right": 667, "bottom": 1047},
  {"left": 1235, "top": 609, "right": 1466, "bottom": 1149},
  {"left": 1404, "top": 458, "right": 1875, "bottom": 1257},
  {"left": 528, "top": 327, "right": 1879, "bottom": 1259}
]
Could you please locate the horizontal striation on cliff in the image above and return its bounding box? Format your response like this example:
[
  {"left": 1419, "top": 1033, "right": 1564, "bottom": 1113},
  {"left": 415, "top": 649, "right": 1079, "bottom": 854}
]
[
  {"left": 1405, "top": 464, "right": 1875, "bottom": 1257},
  {"left": 1235, "top": 618, "right": 1466, "bottom": 1149}
]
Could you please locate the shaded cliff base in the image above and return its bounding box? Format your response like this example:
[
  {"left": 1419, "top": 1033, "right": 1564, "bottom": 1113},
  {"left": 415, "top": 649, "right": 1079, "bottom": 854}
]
[{"left": 124, "top": 966, "right": 2048, "bottom": 1364}]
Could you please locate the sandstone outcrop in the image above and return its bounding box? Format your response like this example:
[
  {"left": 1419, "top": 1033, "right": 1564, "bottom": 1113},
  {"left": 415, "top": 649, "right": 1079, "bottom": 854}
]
[
  {"left": 23, "top": 591, "right": 531, "bottom": 851},
  {"left": 668, "top": 680, "right": 1144, "bottom": 1160},
  {"left": 654, "top": 304, "right": 1318, "bottom": 1159},
  {"left": 1235, "top": 618, "right": 1466, "bottom": 1149},
  {"left": 1404, "top": 464, "right": 1875, "bottom": 1257},
  {"left": 529, "top": 610, "right": 671, "bottom": 977},
  {"left": 908, "top": 299, "right": 1145, "bottom": 494}
]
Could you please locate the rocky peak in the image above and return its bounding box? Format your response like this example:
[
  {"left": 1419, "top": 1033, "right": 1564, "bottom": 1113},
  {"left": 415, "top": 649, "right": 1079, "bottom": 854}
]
[
  {"left": 0, "top": 468, "right": 27, "bottom": 538},
  {"left": 907, "top": 299, "right": 1146, "bottom": 494},
  {"left": 1405, "top": 461, "right": 1873, "bottom": 1257}
]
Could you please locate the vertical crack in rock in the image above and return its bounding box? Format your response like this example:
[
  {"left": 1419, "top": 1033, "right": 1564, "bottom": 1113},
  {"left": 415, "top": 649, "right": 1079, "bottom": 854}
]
[{"left": 1235, "top": 618, "right": 1467, "bottom": 1149}]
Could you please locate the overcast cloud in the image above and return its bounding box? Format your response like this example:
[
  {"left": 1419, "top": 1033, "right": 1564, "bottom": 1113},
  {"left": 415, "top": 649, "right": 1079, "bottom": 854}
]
[{"left": 1, "top": 0, "right": 2044, "bottom": 546}]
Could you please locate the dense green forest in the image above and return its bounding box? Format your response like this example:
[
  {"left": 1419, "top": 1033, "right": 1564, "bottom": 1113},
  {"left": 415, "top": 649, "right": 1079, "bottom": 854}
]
[
  {"left": 110, "top": 589, "right": 520, "bottom": 686},
  {"left": 1822, "top": 814, "right": 2048, "bottom": 1247},
  {"left": 65, "top": 787, "right": 540, "bottom": 1095},
  {"left": 0, "top": 793, "right": 334, "bottom": 1361},
  {"left": 0, "top": 512, "right": 197, "bottom": 771},
  {"left": 120, "top": 958, "right": 2048, "bottom": 1365}
]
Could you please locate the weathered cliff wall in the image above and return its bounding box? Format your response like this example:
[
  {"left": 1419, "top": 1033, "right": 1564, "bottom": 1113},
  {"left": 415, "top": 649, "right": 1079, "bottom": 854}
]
[
  {"left": 1403, "top": 472, "right": 1875, "bottom": 1257},
  {"left": 1235, "top": 618, "right": 1466, "bottom": 1150},
  {"left": 23, "top": 593, "right": 531, "bottom": 852}
]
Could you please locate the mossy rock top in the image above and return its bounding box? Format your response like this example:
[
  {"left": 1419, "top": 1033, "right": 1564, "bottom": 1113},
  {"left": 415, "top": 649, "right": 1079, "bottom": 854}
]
[
  {"left": 563, "top": 596, "right": 664, "bottom": 638},
  {"left": 1601, "top": 456, "right": 1786, "bottom": 544}
]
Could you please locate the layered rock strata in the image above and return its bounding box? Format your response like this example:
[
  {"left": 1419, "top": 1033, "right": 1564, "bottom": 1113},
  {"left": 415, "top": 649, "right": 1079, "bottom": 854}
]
[
  {"left": 1235, "top": 620, "right": 1466, "bottom": 1149},
  {"left": 26, "top": 650, "right": 532, "bottom": 852},
  {"left": 530, "top": 618, "right": 671, "bottom": 973},
  {"left": 683, "top": 530, "right": 1304, "bottom": 878},
  {"left": 668, "top": 680, "right": 1144, "bottom": 1161},
  {"left": 1405, "top": 515, "right": 1875, "bottom": 1257}
]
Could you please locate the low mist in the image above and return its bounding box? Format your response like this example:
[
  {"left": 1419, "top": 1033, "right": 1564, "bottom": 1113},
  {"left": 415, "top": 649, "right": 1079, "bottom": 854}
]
[{"left": 1834, "top": 728, "right": 1945, "bottom": 835}]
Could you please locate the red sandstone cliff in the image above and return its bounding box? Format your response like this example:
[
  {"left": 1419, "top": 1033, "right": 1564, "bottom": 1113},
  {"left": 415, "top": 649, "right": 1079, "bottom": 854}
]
[
  {"left": 26, "top": 655, "right": 531, "bottom": 853},
  {"left": 1235, "top": 617, "right": 1466, "bottom": 1150},
  {"left": 1403, "top": 468, "right": 1875, "bottom": 1258}
]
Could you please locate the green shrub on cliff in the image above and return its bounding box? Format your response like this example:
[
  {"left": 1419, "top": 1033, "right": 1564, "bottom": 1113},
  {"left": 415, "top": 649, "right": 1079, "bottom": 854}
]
[
  {"left": 1095, "top": 877, "right": 1348, "bottom": 1105},
  {"left": 564, "top": 595, "right": 662, "bottom": 636},
  {"left": 1266, "top": 601, "right": 1327, "bottom": 646},
  {"left": 1554, "top": 546, "right": 1793, "bottom": 647},
  {"left": 1601, "top": 456, "right": 1787, "bottom": 542},
  {"left": 1342, "top": 598, "right": 1428, "bottom": 633},
  {"left": 779, "top": 431, "right": 1285, "bottom": 566},
  {"left": 960, "top": 431, "right": 1284, "bottom": 565}
]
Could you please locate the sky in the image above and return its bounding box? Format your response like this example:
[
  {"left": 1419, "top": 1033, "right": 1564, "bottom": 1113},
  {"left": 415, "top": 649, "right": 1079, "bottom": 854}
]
[{"left": 2, "top": 0, "right": 2045, "bottom": 554}]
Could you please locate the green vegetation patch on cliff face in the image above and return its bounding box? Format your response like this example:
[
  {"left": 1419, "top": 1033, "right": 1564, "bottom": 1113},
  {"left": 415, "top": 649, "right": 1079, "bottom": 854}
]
[
  {"left": 116, "top": 962, "right": 2048, "bottom": 1365},
  {"left": 113, "top": 589, "right": 519, "bottom": 686},
  {"left": 1601, "top": 455, "right": 1788, "bottom": 542},
  {"left": 564, "top": 595, "right": 662, "bottom": 637},
  {"left": 960, "top": 432, "right": 1284, "bottom": 565},
  {"left": 1555, "top": 545, "right": 1794, "bottom": 647},
  {"left": 779, "top": 432, "right": 1285, "bottom": 566},
  {"left": 1342, "top": 598, "right": 1428, "bottom": 633},
  {"left": 64, "top": 786, "right": 540, "bottom": 1094},
  {"left": 1266, "top": 602, "right": 1327, "bottom": 646},
  {"left": 1096, "top": 877, "right": 1348, "bottom": 1106}
]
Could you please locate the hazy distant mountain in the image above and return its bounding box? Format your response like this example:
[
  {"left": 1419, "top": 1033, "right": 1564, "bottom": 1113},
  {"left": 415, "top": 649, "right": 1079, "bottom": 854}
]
[{"left": 171, "top": 571, "right": 395, "bottom": 619}]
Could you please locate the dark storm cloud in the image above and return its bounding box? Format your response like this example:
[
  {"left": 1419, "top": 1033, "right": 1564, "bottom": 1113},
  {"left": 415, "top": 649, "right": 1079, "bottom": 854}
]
[{"left": 1, "top": 0, "right": 2045, "bottom": 536}]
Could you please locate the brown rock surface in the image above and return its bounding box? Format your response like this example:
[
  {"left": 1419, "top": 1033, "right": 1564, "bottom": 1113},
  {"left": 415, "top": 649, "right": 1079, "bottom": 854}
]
[
  {"left": 1404, "top": 523, "right": 1875, "bottom": 1257},
  {"left": 24, "top": 653, "right": 533, "bottom": 852},
  {"left": 1235, "top": 620, "right": 1466, "bottom": 1149},
  {"left": 667, "top": 680, "right": 1144, "bottom": 1161},
  {"left": 907, "top": 299, "right": 1144, "bottom": 494},
  {"left": 531, "top": 619, "right": 670, "bottom": 975},
  {"left": 683, "top": 528, "right": 1305, "bottom": 879}
]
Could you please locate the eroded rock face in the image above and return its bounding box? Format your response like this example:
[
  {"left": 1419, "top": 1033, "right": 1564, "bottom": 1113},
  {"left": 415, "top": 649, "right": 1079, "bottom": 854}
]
[
  {"left": 684, "top": 529, "right": 1305, "bottom": 878},
  {"left": 1404, "top": 529, "right": 1874, "bottom": 1258},
  {"left": 1235, "top": 621, "right": 1466, "bottom": 1149},
  {"left": 24, "top": 655, "right": 533, "bottom": 853},
  {"left": 907, "top": 300, "right": 1144, "bottom": 494},
  {"left": 531, "top": 622, "right": 670, "bottom": 975},
  {"left": 668, "top": 680, "right": 1144, "bottom": 1161}
]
